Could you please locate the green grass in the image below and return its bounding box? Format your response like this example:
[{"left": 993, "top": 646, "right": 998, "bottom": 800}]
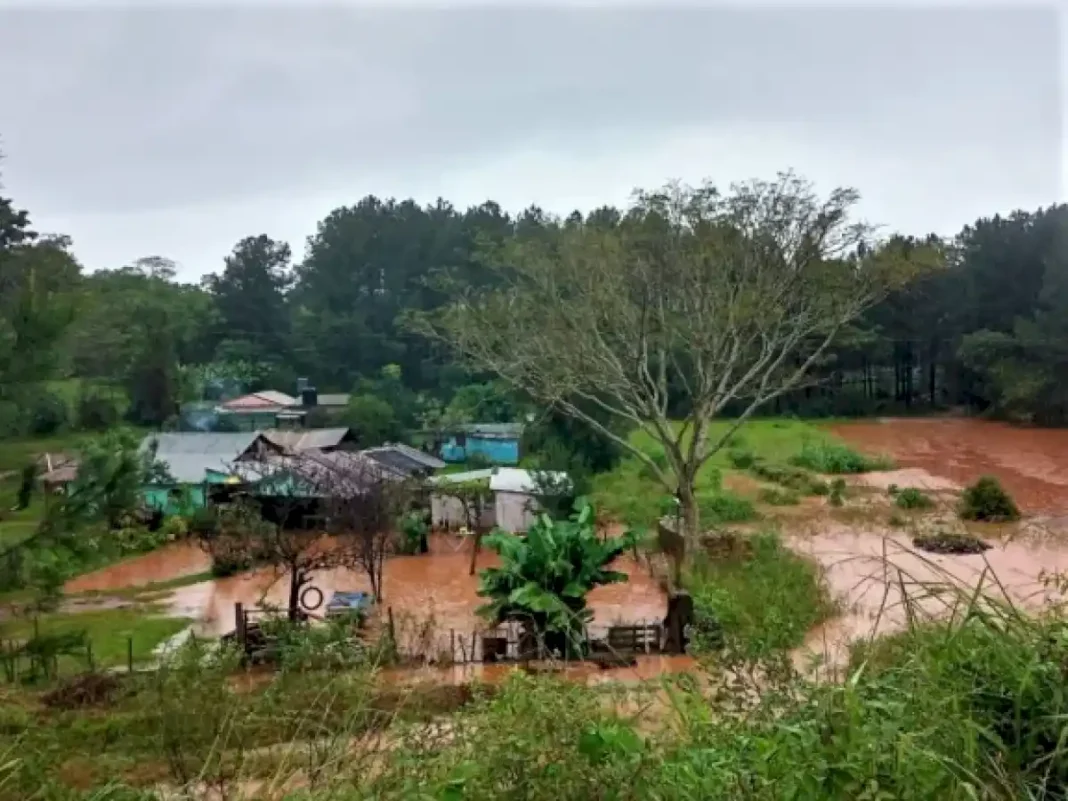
[
  {"left": 686, "top": 530, "right": 835, "bottom": 659},
  {"left": 2, "top": 607, "right": 190, "bottom": 668},
  {"left": 790, "top": 439, "right": 894, "bottom": 474},
  {"left": 590, "top": 418, "right": 850, "bottom": 527}
]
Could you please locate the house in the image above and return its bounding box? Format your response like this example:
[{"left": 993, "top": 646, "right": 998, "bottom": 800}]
[
  {"left": 490, "top": 467, "right": 570, "bottom": 533},
  {"left": 440, "top": 423, "right": 524, "bottom": 465},
  {"left": 261, "top": 427, "right": 355, "bottom": 454},
  {"left": 141, "top": 432, "right": 270, "bottom": 512},
  {"left": 216, "top": 391, "right": 302, "bottom": 431},
  {"left": 427, "top": 466, "right": 569, "bottom": 532},
  {"left": 362, "top": 443, "right": 446, "bottom": 478}
]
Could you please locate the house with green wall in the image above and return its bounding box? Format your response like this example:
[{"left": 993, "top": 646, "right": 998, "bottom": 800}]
[{"left": 140, "top": 432, "right": 270, "bottom": 514}]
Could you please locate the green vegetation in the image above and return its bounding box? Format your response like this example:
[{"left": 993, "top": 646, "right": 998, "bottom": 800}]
[
  {"left": 592, "top": 419, "right": 853, "bottom": 527},
  {"left": 757, "top": 486, "right": 801, "bottom": 506},
  {"left": 895, "top": 486, "right": 935, "bottom": 510},
  {"left": 791, "top": 439, "right": 893, "bottom": 474},
  {"left": 478, "top": 504, "right": 636, "bottom": 654},
  {"left": 3, "top": 607, "right": 190, "bottom": 671},
  {"left": 959, "top": 475, "right": 1021, "bottom": 522},
  {"left": 687, "top": 531, "right": 834, "bottom": 659}
]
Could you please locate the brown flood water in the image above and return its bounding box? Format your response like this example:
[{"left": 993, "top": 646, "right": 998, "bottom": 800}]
[
  {"left": 831, "top": 418, "right": 1068, "bottom": 515},
  {"left": 65, "top": 534, "right": 669, "bottom": 644}
]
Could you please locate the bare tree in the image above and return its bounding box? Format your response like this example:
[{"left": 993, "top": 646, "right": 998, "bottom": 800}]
[
  {"left": 437, "top": 480, "right": 494, "bottom": 575},
  {"left": 195, "top": 451, "right": 408, "bottom": 618},
  {"left": 422, "top": 175, "right": 938, "bottom": 548}
]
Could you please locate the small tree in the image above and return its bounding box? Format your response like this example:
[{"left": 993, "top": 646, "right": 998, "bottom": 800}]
[
  {"left": 439, "top": 479, "right": 494, "bottom": 575},
  {"left": 477, "top": 503, "right": 636, "bottom": 657},
  {"left": 422, "top": 176, "right": 937, "bottom": 549}
]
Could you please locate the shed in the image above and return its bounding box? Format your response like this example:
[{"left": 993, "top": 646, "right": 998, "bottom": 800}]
[
  {"left": 440, "top": 423, "right": 524, "bottom": 465},
  {"left": 216, "top": 391, "right": 301, "bottom": 431},
  {"left": 427, "top": 469, "right": 497, "bottom": 530},
  {"left": 490, "top": 468, "right": 570, "bottom": 533}
]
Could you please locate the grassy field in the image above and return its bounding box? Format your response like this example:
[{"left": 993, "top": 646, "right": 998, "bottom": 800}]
[
  {"left": 2, "top": 607, "right": 190, "bottom": 671},
  {"left": 590, "top": 418, "right": 880, "bottom": 527}
]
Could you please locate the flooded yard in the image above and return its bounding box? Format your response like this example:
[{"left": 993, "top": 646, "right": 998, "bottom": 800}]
[{"left": 66, "top": 534, "right": 667, "bottom": 641}]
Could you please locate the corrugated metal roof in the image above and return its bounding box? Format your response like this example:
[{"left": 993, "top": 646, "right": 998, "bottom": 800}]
[
  {"left": 456, "top": 423, "right": 524, "bottom": 439},
  {"left": 426, "top": 469, "right": 495, "bottom": 486},
  {"left": 490, "top": 467, "right": 569, "bottom": 494},
  {"left": 220, "top": 391, "right": 298, "bottom": 410},
  {"left": 363, "top": 443, "right": 446, "bottom": 476},
  {"left": 262, "top": 428, "right": 350, "bottom": 453},
  {"left": 143, "top": 432, "right": 263, "bottom": 484}
]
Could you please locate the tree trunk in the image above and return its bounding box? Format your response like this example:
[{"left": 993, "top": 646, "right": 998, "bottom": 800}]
[
  {"left": 677, "top": 481, "right": 700, "bottom": 553},
  {"left": 288, "top": 568, "right": 304, "bottom": 621},
  {"left": 469, "top": 532, "right": 482, "bottom": 576}
]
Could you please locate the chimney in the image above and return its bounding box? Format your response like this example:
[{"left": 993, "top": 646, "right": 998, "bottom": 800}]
[
  {"left": 301, "top": 386, "right": 318, "bottom": 407},
  {"left": 296, "top": 377, "right": 309, "bottom": 395}
]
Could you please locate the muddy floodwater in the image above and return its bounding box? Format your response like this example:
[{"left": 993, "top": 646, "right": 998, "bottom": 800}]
[
  {"left": 66, "top": 534, "right": 668, "bottom": 643},
  {"left": 832, "top": 418, "right": 1068, "bottom": 515}
]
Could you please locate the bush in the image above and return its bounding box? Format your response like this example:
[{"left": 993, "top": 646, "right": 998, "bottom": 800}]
[
  {"left": 29, "top": 390, "right": 68, "bottom": 435},
  {"left": 791, "top": 440, "right": 892, "bottom": 474},
  {"left": 895, "top": 487, "right": 934, "bottom": 510},
  {"left": 727, "top": 448, "right": 756, "bottom": 469},
  {"left": 758, "top": 487, "right": 800, "bottom": 506},
  {"left": 76, "top": 389, "right": 120, "bottom": 431},
  {"left": 159, "top": 515, "right": 189, "bottom": 541},
  {"left": 828, "top": 477, "right": 846, "bottom": 507},
  {"left": 749, "top": 459, "right": 828, "bottom": 496},
  {"left": 397, "top": 510, "right": 428, "bottom": 555},
  {"left": 959, "top": 475, "right": 1020, "bottom": 522},
  {"left": 697, "top": 490, "right": 756, "bottom": 525}
]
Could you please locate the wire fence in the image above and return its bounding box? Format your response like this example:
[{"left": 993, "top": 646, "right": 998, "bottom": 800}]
[{"left": 0, "top": 623, "right": 143, "bottom": 685}]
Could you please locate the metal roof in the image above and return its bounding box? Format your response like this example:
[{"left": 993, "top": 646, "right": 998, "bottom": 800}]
[
  {"left": 454, "top": 422, "right": 525, "bottom": 439},
  {"left": 142, "top": 432, "right": 263, "bottom": 484},
  {"left": 426, "top": 468, "right": 495, "bottom": 486},
  {"left": 363, "top": 443, "right": 446, "bottom": 476},
  {"left": 262, "top": 428, "right": 351, "bottom": 453},
  {"left": 220, "top": 391, "right": 298, "bottom": 410},
  {"left": 489, "top": 467, "right": 570, "bottom": 494}
]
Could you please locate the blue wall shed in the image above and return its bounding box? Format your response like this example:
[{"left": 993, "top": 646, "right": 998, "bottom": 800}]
[{"left": 439, "top": 424, "right": 524, "bottom": 465}]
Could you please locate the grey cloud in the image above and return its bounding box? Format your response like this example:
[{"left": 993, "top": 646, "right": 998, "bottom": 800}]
[{"left": 0, "top": 5, "right": 1060, "bottom": 220}]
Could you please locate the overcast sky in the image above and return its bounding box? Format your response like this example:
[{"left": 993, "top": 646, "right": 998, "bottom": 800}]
[{"left": 0, "top": 2, "right": 1063, "bottom": 281}]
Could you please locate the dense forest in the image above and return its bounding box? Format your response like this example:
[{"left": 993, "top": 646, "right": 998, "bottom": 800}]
[{"left": 2, "top": 149, "right": 1067, "bottom": 444}]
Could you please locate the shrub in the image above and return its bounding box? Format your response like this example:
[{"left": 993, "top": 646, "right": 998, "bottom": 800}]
[
  {"left": 791, "top": 440, "right": 892, "bottom": 474},
  {"left": 959, "top": 475, "right": 1020, "bottom": 522},
  {"left": 913, "top": 531, "right": 991, "bottom": 555},
  {"left": 697, "top": 490, "right": 756, "bottom": 525},
  {"left": 76, "top": 389, "right": 120, "bottom": 431},
  {"left": 727, "top": 448, "right": 756, "bottom": 469},
  {"left": 895, "top": 487, "right": 934, "bottom": 510},
  {"left": 758, "top": 487, "right": 800, "bottom": 506},
  {"left": 749, "top": 460, "right": 828, "bottom": 496},
  {"left": 397, "top": 510, "right": 429, "bottom": 555},
  {"left": 29, "top": 390, "right": 68, "bottom": 435},
  {"left": 828, "top": 478, "right": 846, "bottom": 507},
  {"left": 159, "top": 515, "right": 189, "bottom": 541},
  {"left": 888, "top": 512, "right": 906, "bottom": 527}
]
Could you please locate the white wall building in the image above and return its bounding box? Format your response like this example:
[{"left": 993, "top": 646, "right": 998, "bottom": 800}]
[{"left": 427, "top": 467, "right": 570, "bottom": 533}]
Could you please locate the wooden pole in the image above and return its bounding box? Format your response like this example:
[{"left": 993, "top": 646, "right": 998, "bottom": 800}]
[
  {"left": 87, "top": 639, "right": 95, "bottom": 672},
  {"left": 127, "top": 636, "right": 133, "bottom": 673},
  {"left": 450, "top": 629, "right": 456, "bottom": 663}
]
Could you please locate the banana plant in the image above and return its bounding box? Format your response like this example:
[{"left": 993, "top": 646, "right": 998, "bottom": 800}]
[{"left": 477, "top": 502, "right": 637, "bottom": 656}]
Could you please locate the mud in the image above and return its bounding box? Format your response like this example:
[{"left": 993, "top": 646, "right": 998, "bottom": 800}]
[
  {"left": 384, "top": 654, "right": 697, "bottom": 687},
  {"left": 832, "top": 418, "right": 1068, "bottom": 514},
  {"left": 65, "top": 543, "right": 211, "bottom": 594},
  {"left": 851, "top": 468, "right": 960, "bottom": 493}
]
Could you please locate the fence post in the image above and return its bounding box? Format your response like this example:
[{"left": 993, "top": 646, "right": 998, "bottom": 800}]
[
  {"left": 235, "top": 603, "right": 246, "bottom": 650},
  {"left": 127, "top": 636, "right": 134, "bottom": 673},
  {"left": 450, "top": 629, "right": 455, "bottom": 663},
  {"left": 87, "top": 639, "right": 95, "bottom": 673},
  {"left": 387, "top": 606, "right": 396, "bottom": 644}
]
